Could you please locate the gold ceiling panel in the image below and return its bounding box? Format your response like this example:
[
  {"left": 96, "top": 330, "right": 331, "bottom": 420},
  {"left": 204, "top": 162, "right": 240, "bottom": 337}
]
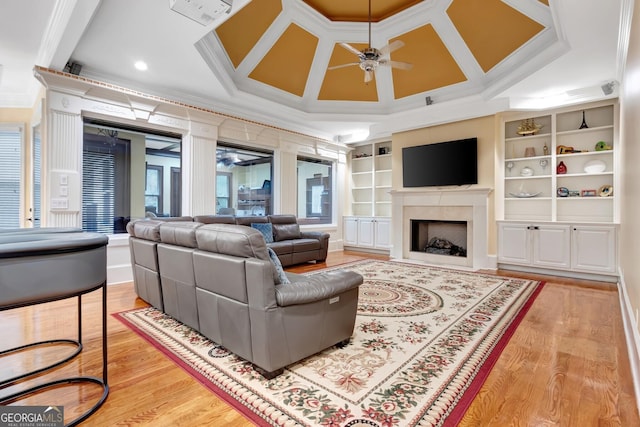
[
  {"left": 319, "top": 43, "right": 379, "bottom": 101},
  {"left": 447, "top": 0, "right": 545, "bottom": 73},
  {"left": 215, "top": 0, "right": 282, "bottom": 68},
  {"left": 303, "top": 0, "right": 423, "bottom": 22},
  {"left": 391, "top": 24, "right": 467, "bottom": 99},
  {"left": 248, "top": 24, "right": 319, "bottom": 97}
]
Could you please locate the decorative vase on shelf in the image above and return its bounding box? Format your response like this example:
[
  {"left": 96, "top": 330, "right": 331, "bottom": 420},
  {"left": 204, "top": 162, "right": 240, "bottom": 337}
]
[
  {"left": 557, "top": 161, "right": 567, "bottom": 174},
  {"left": 579, "top": 110, "right": 588, "bottom": 129},
  {"left": 543, "top": 144, "right": 549, "bottom": 155}
]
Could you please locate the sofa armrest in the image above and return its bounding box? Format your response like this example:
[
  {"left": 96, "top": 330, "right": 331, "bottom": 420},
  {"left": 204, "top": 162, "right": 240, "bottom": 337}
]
[
  {"left": 275, "top": 270, "right": 363, "bottom": 306},
  {"left": 300, "top": 231, "right": 330, "bottom": 260}
]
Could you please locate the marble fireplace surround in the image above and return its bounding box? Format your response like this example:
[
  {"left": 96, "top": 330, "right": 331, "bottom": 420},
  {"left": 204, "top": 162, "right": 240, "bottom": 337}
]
[{"left": 390, "top": 188, "right": 492, "bottom": 270}]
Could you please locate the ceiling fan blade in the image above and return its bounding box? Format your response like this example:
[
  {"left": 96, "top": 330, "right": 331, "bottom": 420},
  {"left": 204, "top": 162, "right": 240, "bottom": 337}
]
[
  {"left": 378, "top": 39, "right": 405, "bottom": 56},
  {"left": 385, "top": 60, "right": 413, "bottom": 71},
  {"left": 327, "top": 62, "right": 360, "bottom": 70},
  {"left": 338, "top": 42, "right": 363, "bottom": 57},
  {"left": 364, "top": 70, "right": 374, "bottom": 83}
]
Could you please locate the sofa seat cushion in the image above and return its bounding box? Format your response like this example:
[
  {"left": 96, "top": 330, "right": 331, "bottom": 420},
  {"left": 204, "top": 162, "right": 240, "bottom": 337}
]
[
  {"left": 267, "top": 240, "right": 293, "bottom": 255},
  {"left": 291, "top": 238, "right": 321, "bottom": 252}
]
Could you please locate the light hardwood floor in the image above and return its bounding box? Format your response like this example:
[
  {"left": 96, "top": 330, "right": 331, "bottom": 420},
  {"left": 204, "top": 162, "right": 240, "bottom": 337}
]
[{"left": 0, "top": 251, "right": 637, "bottom": 426}]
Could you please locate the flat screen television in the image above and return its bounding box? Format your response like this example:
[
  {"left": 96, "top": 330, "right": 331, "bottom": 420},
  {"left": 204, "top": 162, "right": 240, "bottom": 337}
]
[{"left": 402, "top": 137, "right": 478, "bottom": 187}]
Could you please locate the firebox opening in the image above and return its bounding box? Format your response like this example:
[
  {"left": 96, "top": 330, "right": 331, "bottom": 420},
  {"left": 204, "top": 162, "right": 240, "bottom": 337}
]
[{"left": 410, "top": 219, "right": 468, "bottom": 257}]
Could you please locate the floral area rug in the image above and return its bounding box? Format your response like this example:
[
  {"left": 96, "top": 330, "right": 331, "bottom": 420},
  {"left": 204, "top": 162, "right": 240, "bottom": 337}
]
[{"left": 114, "top": 260, "right": 543, "bottom": 426}]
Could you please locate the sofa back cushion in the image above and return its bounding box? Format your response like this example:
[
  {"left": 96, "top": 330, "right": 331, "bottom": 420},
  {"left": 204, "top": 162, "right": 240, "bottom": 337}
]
[
  {"left": 193, "top": 215, "right": 235, "bottom": 225},
  {"left": 159, "top": 222, "right": 202, "bottom": 247},
  {"left": 130, "top": 220, "right": 163, "bottom": 241},
  {"left": 234, "top": 216, "right": 268, "bottom": 226},
  {"left": 195, "top": 224, "right": 270, "bottom": 261},
  {"left": 272, "top": 223, "right": 301, "bottom": 241},
  {"left": 267, "top": 215, "right": 301, "bottom": 242}
]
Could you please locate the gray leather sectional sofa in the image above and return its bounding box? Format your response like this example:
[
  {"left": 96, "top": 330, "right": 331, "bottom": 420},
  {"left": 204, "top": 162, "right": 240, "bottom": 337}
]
[
  {"left": 139, "top": 214, "right": 329, "bottom": 267},
  {"left": 127, "top": 220, "right": 363, "bottom": 378}
]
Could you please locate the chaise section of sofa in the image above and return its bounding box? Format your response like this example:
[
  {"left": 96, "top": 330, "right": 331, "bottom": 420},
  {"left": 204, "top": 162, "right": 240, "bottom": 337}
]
[{"left": 127, "top": 220, "right": 363, "bottom": 378}]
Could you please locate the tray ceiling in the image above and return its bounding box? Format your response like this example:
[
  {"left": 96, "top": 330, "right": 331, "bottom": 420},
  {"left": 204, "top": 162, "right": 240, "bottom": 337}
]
[{"left": 200, "top": 0, "right": 554, "bottom": 114}]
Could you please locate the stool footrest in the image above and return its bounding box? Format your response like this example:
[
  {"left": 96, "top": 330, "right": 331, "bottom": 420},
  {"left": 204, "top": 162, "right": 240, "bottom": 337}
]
[
  {"left": 0, "top": 339, "right": 82, "bottom": 387},
  {"left": 0, "top": 376, "right": 109, "bottom": 427}
]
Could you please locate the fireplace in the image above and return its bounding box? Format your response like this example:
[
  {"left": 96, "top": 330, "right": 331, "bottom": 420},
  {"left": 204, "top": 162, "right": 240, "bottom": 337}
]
[
  {"left": 390, "top": 188, "right": 492, "bottom": 270},
  {"left": 410, "top": 220, "right": 467, "bottom": 257}
]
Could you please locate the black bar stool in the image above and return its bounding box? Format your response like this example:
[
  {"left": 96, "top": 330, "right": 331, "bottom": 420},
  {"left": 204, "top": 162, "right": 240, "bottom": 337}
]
[{"left": 0, "top": 229, "right": 109, "bottom": 426}]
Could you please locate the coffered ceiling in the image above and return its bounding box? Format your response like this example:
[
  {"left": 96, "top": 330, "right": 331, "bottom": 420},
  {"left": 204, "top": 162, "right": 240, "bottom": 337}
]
[{"left": 0, "top": 0, "right": 626, "bottom": 141}]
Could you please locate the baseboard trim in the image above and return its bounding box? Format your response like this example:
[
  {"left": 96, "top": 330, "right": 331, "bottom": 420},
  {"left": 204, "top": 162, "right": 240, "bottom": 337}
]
[
  {"left": 497, "top": 263, "right": 618, "bottom": 283},
  {"left": 617, "top": 268, "right": 640, "bottom": 412}
]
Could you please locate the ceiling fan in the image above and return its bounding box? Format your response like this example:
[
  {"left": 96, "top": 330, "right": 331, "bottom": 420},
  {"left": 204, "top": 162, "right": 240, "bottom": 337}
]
[{"left": 327, "top": 0, "right": 413, "bottom": 83}]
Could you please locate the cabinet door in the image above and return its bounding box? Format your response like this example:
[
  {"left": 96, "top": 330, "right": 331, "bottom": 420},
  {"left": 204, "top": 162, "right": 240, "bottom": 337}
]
[
  {"left": 498, "top": 223, "right": 531, "bottom": 264},
  {"left": 343, "top": 217, "right": 359, "bottom": 246},
  {"left": 357, "top": 218, "right": 375, "bottom": 247},
  {"left": 532, "top": 225, "right": 571, "bottom": 268},
  {"left": 374, "top": 218, "right": 391, "bottom": 249},
  {"left": 571, "top": 225, "right": 617, "bottom": 273}
]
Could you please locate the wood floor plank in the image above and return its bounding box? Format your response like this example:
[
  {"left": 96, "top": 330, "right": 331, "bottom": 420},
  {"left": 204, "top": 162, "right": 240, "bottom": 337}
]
[{"left": 0, "top": 251, "right": 637, "bottom": 426}]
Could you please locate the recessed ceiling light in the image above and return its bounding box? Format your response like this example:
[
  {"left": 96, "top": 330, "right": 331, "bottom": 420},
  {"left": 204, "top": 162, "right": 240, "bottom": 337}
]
[{"left": 134, "top": 61, "right": 148, "bottom": 71}]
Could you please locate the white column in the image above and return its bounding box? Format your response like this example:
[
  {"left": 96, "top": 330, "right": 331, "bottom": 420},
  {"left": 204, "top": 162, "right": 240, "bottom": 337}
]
[{"left": 44, "top": 93, "right": 83, "bottom": 227}]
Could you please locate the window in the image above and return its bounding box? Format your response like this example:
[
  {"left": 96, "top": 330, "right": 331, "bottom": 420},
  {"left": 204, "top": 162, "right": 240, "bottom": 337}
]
[
  {"left": 0, "top": 126, "right": 23, "bottom": 228},
  {"left": 145, "top": 165, "right": 163, "bottom": 215},
  {"left": 216, "top": 143, "right": 272, "bottom": 216},
  {"left": 297, "top": 157, "right": 333, "bottom": 225},
  {"left": 82, "top": 120, "right": 181, "bottom": 233}
]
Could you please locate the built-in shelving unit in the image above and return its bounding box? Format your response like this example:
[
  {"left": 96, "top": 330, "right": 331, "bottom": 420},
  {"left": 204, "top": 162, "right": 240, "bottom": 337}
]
[
  {"left": 348, "top": 141, "right": 392, "bottom": 217},
  {"left": 498, "top": 100, "right": 619, "bottom": 280},
  {"left": 502, "top": 102, "right": 617, "bottom": 223},
  {"left": 345, "top": 141, "right": 393, "bottom": 253}
]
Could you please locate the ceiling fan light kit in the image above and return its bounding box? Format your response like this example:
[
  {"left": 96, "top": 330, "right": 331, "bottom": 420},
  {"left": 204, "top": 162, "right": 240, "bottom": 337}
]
[{"left": 328, "top": 0, "right": 413, "bottom": 83}]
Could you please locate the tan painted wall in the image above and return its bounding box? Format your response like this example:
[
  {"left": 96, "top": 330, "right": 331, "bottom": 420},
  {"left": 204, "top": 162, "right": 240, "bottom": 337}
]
[
  {"left": 620, "top": 1, "right": 640, "bottom": 329},
  {"left": 390, "top": 115, "right": 497, "bottom": 255}
]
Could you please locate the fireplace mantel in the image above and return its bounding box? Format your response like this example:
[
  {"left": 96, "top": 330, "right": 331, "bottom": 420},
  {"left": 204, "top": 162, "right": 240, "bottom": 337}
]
[{"left": 390, "top": 188, "right": 492, "bottom": 270}]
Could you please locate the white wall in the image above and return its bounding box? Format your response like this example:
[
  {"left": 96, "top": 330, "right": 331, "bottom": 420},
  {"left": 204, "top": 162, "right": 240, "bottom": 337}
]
[
  {"left": 619, "top": 0, "right": 640, "bottom": 405},
  {"left": 34, "top": 68, "right": 350, "bottom": 284}
]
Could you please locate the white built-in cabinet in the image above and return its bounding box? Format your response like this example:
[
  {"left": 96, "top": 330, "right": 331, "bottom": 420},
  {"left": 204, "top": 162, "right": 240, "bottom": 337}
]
[
  {"left": 345, "top": 141, "right": 392, "bottom": 252},
  {"left": 498, "top": 100, "right": 619, "bottom": 279},
  {"left": 343, "top": 216, "right": 391, "bottom": 251},
  {"left": 498, "top": 223, "right": 571, "bottom": 269},
  {"left": 498, "top": 222, "right": 617, "bottom": 276}
]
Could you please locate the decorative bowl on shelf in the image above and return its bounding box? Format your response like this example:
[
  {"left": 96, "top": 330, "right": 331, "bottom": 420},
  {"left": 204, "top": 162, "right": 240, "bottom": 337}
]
[
  {"left": 583, "top": 159, "right": 606, "bottom": 174},
  {"left": 509, "top": 192, "right": 541, "bottom": 198},
  {"left": 520, "top": 166, "right": 534, "bottom": 177}
]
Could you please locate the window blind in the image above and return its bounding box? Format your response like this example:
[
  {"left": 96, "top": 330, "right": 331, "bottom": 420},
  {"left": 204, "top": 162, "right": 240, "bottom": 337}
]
[
  {"left": 82, "top": 151, "right": 115, "bottom": 233},
  {"left": 0, "top": 128, "right": 22, "bottom": 228}
]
